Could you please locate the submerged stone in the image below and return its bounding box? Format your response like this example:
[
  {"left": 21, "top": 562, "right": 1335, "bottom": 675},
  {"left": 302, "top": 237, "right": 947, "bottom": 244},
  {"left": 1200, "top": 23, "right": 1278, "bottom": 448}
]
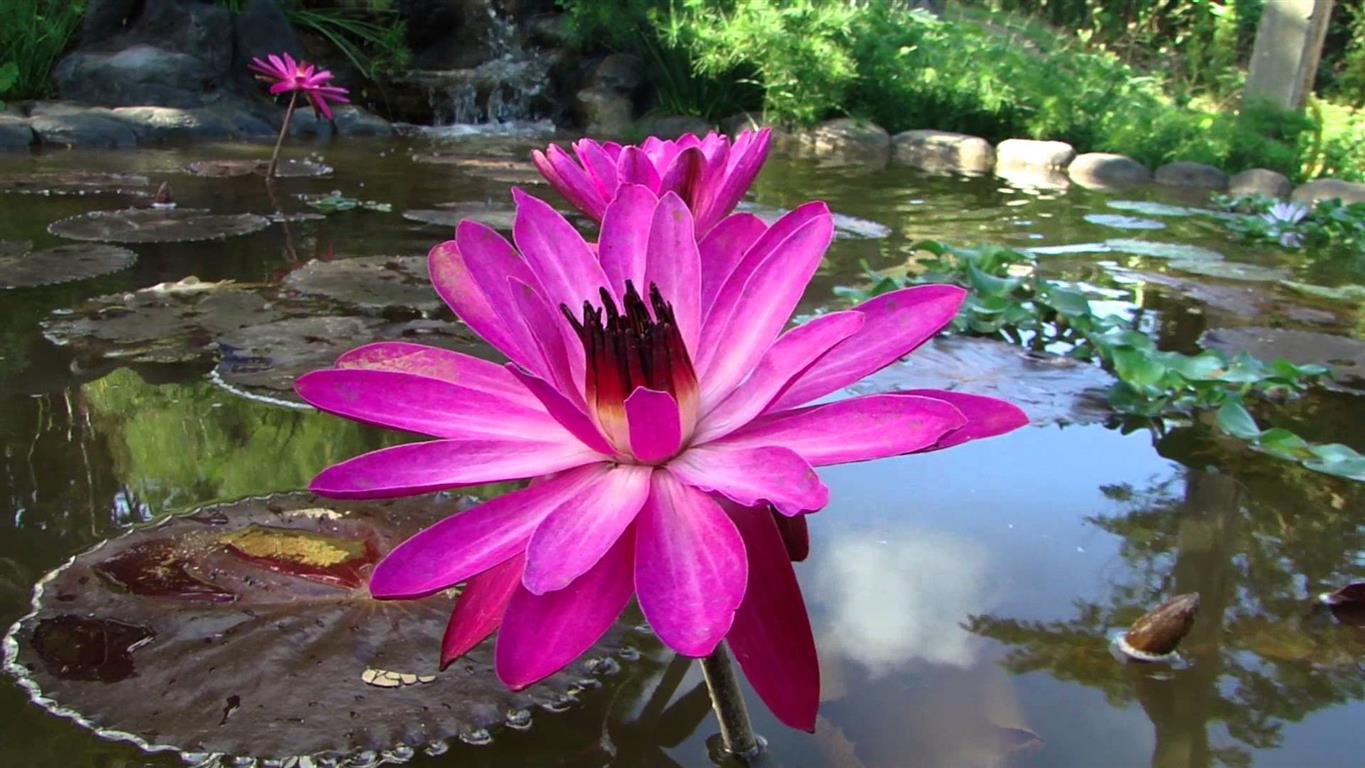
[
  {"left": 3, "top": 493, "right": 634, "bottom": 762},
  {"left": 49, "top": 208, "right": 272, "bottom": 244},
  {"left": 0, "top": 243, "right": 137, "bottom": 289}
]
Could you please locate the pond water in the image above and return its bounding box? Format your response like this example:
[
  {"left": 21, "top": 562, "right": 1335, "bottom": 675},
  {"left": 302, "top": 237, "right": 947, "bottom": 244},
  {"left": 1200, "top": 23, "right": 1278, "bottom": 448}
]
[{"left": 0, "top": 134, "right": 1362, "bottom": 768}]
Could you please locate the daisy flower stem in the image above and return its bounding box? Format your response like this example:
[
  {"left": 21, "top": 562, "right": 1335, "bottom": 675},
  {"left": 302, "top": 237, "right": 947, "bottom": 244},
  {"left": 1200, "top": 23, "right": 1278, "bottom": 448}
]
[
  {"left": 267, "top": 92, "right": 298, "bottom": 179},
  {"left": 700, "top": 642, "right": 762, "bottom": 761}
]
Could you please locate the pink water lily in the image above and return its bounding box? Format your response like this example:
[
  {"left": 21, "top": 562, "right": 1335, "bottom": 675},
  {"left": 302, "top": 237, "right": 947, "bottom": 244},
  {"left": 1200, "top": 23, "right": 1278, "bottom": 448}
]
[
  {"left": 532, "top": 129, "right": 771, "bottom": 234},
  {"left": 295, "top": 186, "right": 1026, "bottom": 731},
  {"left": 249, "top": 52, "right": 350, "bottom": 119}
]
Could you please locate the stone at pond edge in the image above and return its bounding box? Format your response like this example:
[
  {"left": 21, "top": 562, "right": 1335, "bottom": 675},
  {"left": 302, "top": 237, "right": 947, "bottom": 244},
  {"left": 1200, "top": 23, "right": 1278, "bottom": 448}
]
[
  {"left": 49, "top": 208, "right": 272, "bottom": 243},
  {"left": 0, "top": 115, "right": 36, "bottom": 151},
  {"left": 891, "top": 130, "right": 995, "bottom": 175},
  {"left": 1291, "top": 178, "right": 1365, "bottom": 205},
  {"left": 636, "top": 114, "right": 713, "bottom": 140},
  {"left": 1229, "top": 168, "right": 1292, "bottom": 199},
  {"left": 1154, "top": 162, "right": 1229, "bottom": 191},
  {"left": 1200, "top": 327, "right": 1365, "bottom": 394},
  {"left": 994, "top": 139, "right": 1076, "bottom": 172},
  {"left": 0, "top": 243, "right": 138, "bottom": 289},
  {"left": 1067, "top": 153, "right": 1152, "bottom": 190},
  {"left": 786, "top": 118, "right": 892, "bottom": 167},
  {"left": 1118, "top": 593, "right": 1200, "bottom": 660},
  {"left": 3, "top": 492, "right": 634, "bottom": 762}
]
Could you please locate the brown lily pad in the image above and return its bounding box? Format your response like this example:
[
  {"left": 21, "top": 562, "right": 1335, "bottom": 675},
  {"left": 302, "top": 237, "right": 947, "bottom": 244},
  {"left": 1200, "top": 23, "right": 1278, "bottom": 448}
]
[
  {"left": 848, "top": 335, "right": 1114, "bottom": 426},
  {"left": 1200, "top": 327, "right": 1365, "bottom": 394},
  {"left": 49, "top": 208, "right": 272, "bottom": 244},
  {"left": 2, "top": 492, "right": 632, "bottom": 762},
  {"left": 410, "top": 154, "right": 545, "bottom": 185},
  {"left": 404, "top": 203, "right": 519, "bottom": 232},
  {"left": 0, "top": 171, "right": 150, "bottom": 197},
  {"left": 184, "top": 158, "right": 334, "bottom": 178},
  {"left": 213, "top": 315, "right": 485, "bottom": 401},
  {"left": 282, "top": 255, "right": 443, "bottom": 315},
  {"left": 0, "top": 243, "right": 137, "bottom": 289}
]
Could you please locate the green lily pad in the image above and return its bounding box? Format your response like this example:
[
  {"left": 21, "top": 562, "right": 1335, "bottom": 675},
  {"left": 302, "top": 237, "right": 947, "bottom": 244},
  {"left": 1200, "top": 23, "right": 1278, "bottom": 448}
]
[
  {"left": 1166, "top": 260, "right": 1290, "bottom": 282},
  {"left": 281, "top": 255, "right": 443, "bottom": 315},
  {"left": 1281, "top": 281, "right": 1365, "bottom": 302},
  {"left": 1103, "top": 239, "right": 1225, "bottom": 262},
  {"left": 1083, "top": 214, "right": 1166, "bottom": 231},
  {"left": 49, "top": 208, "right": 272, "bottom": 244},
  {"left": 0, "top": 243, "right": 137, "bottom": 289},
  {"left": 2, "top": 492, "right": 633, "bottom": 763}
]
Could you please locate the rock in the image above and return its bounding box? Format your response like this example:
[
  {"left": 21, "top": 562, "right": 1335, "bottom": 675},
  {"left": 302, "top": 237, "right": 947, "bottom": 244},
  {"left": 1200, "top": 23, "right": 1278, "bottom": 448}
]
[
  {"left": 1292, "top": 178, "right": 1365, "bottom": 205},
  {"left": 1229, "top": 168, "right": 1292, "bottom": 199},
  {"left": 590, "top": 53, "right": 646, "bottom": 95},
  {"left": 331, "top": 106, "right": 395, "bottom": 137},
  {"left": 55, "top": 45, "right": 221, "bottom": 108},
  {"left": 790, "top": 118, "right": 891, "bottom": 166},
  {"left": 1154, "top": 161, "right": 1228, "bottom": 191},
  {"left": 30, "top": 108, "right": 139, "bottom": 149},
  {"left": 110, "top": 106, "right": 274, "bottom": 143},
  {"left": 231, "top": 0, "right": 302, "bottom": 75},
  {"left": 528, "top": 13, "right": 572, "bottom": 48},
  {"left": 891, "top": 129, "right": 994, "bottom": 175},
  {"left": 636, "top": 114, "right": 712, "bottom": 139},
  {"left": 997, "top": 167, "right": 1071, "bottom": 191},
  {"left": 1067, "top": 153, "right": 1152, "bottom": 190},
  {"left": 81, "top": 0, "right": 143, "bottom": 43},
  {"left": 0, "top": 116, "right": 35, "bottom": 151},
  {"left": 995, "top": 139, "right": 1075, "bottom": 173},
  {"left": 576, "top": 88, "right": 634, "bottom": 137}
]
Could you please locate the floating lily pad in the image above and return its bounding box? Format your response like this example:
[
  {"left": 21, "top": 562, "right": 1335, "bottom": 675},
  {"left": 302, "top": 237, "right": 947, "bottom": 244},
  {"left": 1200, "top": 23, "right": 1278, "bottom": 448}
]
[
  {"left": 1200, "top": 327, "right": 1365, "bottom": 394},
  {"left": 0, "top": 243, "right": 137, "bottom": 289},
  {"left": 0, "top": 240, "right": 30, "bottom": 258},
  {"left": 404, "top": 202, "right": 520, "bottom": 232},
  {"left": 2, "top": 492, "right": 631, "bottom": 763},
  {"left": 410, "top": 154, "right": 545, "bottom": 185},
  {"left": 282, "top": 256, "right": 443, "bottom": 315},
  {"left": 1281, "top": 281, "right": 1365, "bottom": 303},
  {"left": 1104, "top": 200, "right": 1198, "bottom": 218},
  {"left": 214, "top": 315, "right": 483, "bottom": 401},
  {"left": 736, "top": 202, "right": 890, "bottom": 240},
  {"left": 848, "top": 335, "right": 1114, "bottom": 425},
  {"left": 1167, "top": 260, "right": 1290, "bottom": 282},
  {"left": 1102, "top": 238, "right": 1225, "bottom": 262},
  {"left": 0, "top": 171, "right": 150, "bottom": 197},
  {"left": 184, "top": 158, "right": 334, "bottom": 178},
  {"left": 42, "top": 278, "right": 284, "bottom": 364},
  {"left": 49, "top": 208, "right": 272, "bottom": 244},
  {"left": 1083, "top": 214, "right": 1166, "bottom": 231}
]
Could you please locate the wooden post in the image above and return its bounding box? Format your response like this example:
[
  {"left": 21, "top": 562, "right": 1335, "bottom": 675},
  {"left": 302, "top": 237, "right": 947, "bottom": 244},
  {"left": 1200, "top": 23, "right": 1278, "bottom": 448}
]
[{"left": 1244, "top": 0, "right": 1336, "bottom": 110}]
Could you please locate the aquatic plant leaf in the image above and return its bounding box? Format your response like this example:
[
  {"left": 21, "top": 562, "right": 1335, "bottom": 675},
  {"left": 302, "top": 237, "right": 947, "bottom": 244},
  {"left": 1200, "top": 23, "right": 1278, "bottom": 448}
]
[
  {"left": 94, "top": 539, "right": 237, "bottom": 602},
  {"left": 282, "top": 255, "right": 444, "bottom": 315},
  {"left": 410, "top": 154, "right": 546, "bottom": 185},
  {"left": 1102, "top": 239, "right": 1225, "bottom": 262},
  {"left": 0, "top": 171, "right": 150, "bottom": 196},
  {"left": 848, "top": 335, "right": 1113, "bottom": 426},
  {"left": 1215, "top": 401, "right": 1261, "bottom": 440},
  {"left": 0, "top": 243, "right": 137, "bottom": 289},
  {"left": 403, "top": 204, "right": 519, "bottom": 231},
  {"left": 3, "top": 493, "right": 632, "bottom": 762},
  {"left": 1167, "top": 260, "right": 1290, "bottom": 283},
  {"left": 1083, "top": 214, "right": 1165, "bottom": 230},
  {"left": 1201, "top": 327, "right": 1365, "bottom": 394},
  {"left": 49, "top": 208, "right": 272, "bottom": 244},
  {"left": 184, "top": 159, "right": 333, "bottom": 178},
  {"left": 1281, "top": 281, "right": 1365, "bottom": 302},
  {"left": 1103, "top": 199, "right": 1240, "bottom": 219}
]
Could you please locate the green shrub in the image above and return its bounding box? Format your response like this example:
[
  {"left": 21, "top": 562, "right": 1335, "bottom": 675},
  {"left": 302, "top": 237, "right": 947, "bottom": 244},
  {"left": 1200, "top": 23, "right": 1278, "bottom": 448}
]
[{"left": 0, "top": 0, "right": 84, "bottom": 101}]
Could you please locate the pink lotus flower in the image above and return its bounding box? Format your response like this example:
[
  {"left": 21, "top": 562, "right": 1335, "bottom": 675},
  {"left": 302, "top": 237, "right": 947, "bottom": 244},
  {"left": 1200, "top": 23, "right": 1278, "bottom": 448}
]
[
  {"left": 249, "top": 52, "right": 350, "bottom": 120},
  {"left": 532, "top": 129, "right": 771, "bottom": 234},
  {"left": 294, "top": 187, "right": 1026, "bottom": 731}
]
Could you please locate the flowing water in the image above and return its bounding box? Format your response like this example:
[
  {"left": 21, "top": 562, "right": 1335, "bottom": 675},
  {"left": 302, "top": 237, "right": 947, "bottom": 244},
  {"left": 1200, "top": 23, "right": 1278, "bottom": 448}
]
[{"left": 0, "top": 134, "right": 1362, "bottom": 768}]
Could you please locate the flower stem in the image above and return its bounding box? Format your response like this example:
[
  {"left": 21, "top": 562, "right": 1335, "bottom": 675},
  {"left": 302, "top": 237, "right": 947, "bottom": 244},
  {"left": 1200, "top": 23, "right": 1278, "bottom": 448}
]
[
  {"left": 700, "top": 641, "right": 762, "bottom": 762},
  {"left": 267, "top": 92, "right": 298, "bottom": 179}
]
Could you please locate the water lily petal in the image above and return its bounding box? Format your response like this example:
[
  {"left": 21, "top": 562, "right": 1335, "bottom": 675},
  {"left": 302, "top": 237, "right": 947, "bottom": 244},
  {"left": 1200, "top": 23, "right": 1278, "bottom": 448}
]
[
  {"left": 625, "top": 387, "right": 684, "bottom": 463},
  {"left": 522, "top": 463, "right": 653, "bottom": 594},
  {"left": 773, "top": 511, "right": 809, "bottom": 562},
  {"left": 696, "top": 128, "right": 770, "bottom": 231},
  {"left": 699, "top": 213, "right": 767, "bottom": 318},
  {"left": 711, "top": 393, "right": 966, "bottom": 466},
  {"left": 702, "top": 201, "right": 829, "bottom": 332},
  {"left": 369, "top": 465, "right": 607, "bottom": 598},
  {"left": 504, "top": 366, "right": 616, "bottom": 456},
  {"left": 770, "top": 285, "right": 966, "bottom": 410},
  {"left": 670, "top": 444, "right": 827, "bottom": 516},
  {"left": 635, "top": 471, "right": 747, "bottom": 656},
  {"left": 573, "top": 139, "right": 618, "bottom": 199},
  {"left": 659, "top": 146, "right": 704, "bottom": 207},
  {"left": 696, "top": 311, "right": 864, "bottom": 443},
  {"left": 512, "top": 189, "right": 611, "bottom": 314},
  {"left": 496, "top": 528, "right": 635, "bottom": 690},
  {"left": 310, "top": 438, "right": 604, "bottom": 499},
  {"left": 725, "top": 503, "right": 819, "bottom": 732},
  {"left": 508, "top": 278, "right": 585, "bottom": 404},
  {"left": 295, "top": 368, "right": 569, "bottom": 441},
  {"left": 535, "top": 144, "right": 607, "bottom": 219},
  {"left": 429, "top": 236, "right": 536, "bottom": 374},
  {"left": 644, "top": 193, "right": 702, "bottom": 351},
  {"left": 895, "top": 389, "right": 1029, "bottom": 448},
  {"left": 441, "top": 552, "right": 525, "bottom": 668},
  {"left": 598, "top": 184, "right": 658, "bottom": 301},
  {"left": 697, "top": 212, "right": 835, "bottom": 406},
  {"left": 617, "top": 146, "right": 662, "bottom": 190},
  {"left": 333, "top": 341, "right": 538, "bottom": 407}
]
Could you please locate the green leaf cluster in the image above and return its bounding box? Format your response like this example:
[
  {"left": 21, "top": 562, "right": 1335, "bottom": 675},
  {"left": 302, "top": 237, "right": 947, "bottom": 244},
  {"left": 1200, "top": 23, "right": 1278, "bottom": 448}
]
[{"left": 0, "top": 0, "right": 84, "bottom": 102}]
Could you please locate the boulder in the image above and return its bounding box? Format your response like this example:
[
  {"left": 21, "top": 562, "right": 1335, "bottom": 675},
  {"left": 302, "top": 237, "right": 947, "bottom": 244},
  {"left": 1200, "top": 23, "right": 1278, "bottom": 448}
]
[
  {"left": 891, "top": 129, "right": 994, "bottom": 175},
  {"left": 1154, "top": 161, "right": 1228, "bottom": 191},
  {"left": 332, "top": 106, "right": 396, "bottom": 137},
  {"left": 590, "top": 53, "right": 646, "bottom": 95},
  {"left": 54, "top": 45, "right": 222, "bottom": 108},
  {"left": 30, "top": 107, "right": 139, "bottom": 149},
  {"left": 995, "top": 139, "right": 1075, "bottom": 172},
  {"left": 528, "top": 13, "right": 573, "bottom": 48},
  {"left": 1067, "top": 153, "right": 1152, "bottom": 189},
  {"left": 1291, "top": 178, "right": 1365, "bottom": 205},
  {"left": 576, "top": 88, "right": 634, "bottom": 137},
  {"left": 1228, "top": 168, "right": 1292, "bottom": 199},
  {"left": 81, "top": 0, "right": 144, "bottom": 44},
  {"left": 0, "top": 116, "right": 35, "bottom": 151},
  {"left": 790, "top": 118, "right": 891, "bottom": 166},
  {"left": 232, "top": 0, "right": 303, "bottom": 75},
  {"left": 110, "top": 106, "right": 275, "bottom": 143},
  {"left": 637, "top": 114, "right": 712, "bottom": 139}
]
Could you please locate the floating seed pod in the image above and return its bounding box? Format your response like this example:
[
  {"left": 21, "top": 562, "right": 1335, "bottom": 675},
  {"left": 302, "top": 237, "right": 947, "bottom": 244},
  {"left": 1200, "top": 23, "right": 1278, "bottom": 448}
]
[
  {"left": 150, "top": 182, "right": 175, "bottom": 209},
  {"left": 1114, "top": 593, "right": 1200, "bottom": 662}
]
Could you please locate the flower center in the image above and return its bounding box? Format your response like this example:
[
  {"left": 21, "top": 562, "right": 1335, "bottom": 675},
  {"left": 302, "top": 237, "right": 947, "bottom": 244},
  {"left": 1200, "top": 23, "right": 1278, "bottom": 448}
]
[{"left": 562, "top": 281, "right": 699, "bottom": 456}]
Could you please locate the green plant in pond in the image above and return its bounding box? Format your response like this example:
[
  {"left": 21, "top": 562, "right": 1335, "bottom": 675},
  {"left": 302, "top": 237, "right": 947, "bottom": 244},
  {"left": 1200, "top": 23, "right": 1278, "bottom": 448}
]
[
  {"left": 219, "top": 1, "right": 410, "bottom": 83},
  {"left": 0, "top": 0, "right": 84, "bottom": 101},
  {"left": 303, "top": 191, "right": 392, "bottom": 213},
  {"left": 836, "top": 240, "right": 1364, "bottom": 481},
  {"left": 1218, "top": 193, "right": 1365, "bottom": 255}
]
